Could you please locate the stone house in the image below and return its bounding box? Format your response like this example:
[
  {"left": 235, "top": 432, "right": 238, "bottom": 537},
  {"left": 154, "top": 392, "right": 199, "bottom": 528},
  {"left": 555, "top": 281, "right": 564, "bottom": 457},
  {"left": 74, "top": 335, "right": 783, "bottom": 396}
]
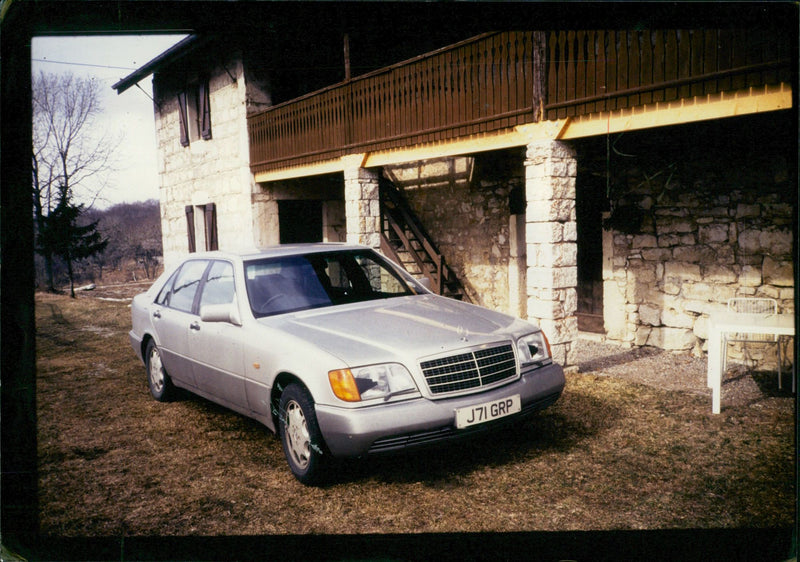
[{"left": 114, "top": 28, "right": 795, "bottom": 369}]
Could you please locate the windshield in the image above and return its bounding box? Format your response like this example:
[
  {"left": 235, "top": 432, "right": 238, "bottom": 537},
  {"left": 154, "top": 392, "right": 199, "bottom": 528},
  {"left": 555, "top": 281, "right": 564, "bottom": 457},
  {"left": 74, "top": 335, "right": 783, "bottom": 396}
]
[{"left": 245, "top": 250, "right": 423, "bottom": 317}]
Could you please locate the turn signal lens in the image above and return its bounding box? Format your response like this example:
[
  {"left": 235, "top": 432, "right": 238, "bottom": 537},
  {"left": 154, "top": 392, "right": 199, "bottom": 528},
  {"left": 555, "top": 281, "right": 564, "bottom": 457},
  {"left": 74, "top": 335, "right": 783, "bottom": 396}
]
[
  {"left": 542, "top": 331, "right": 552, "bottom": 358},
  {"left": 328, "top": 369, "right": 361, "bottom": 402}
]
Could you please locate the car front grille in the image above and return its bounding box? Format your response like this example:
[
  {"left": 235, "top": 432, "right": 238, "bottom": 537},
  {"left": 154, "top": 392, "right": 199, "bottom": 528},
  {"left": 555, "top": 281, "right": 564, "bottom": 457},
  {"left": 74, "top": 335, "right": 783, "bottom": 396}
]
[{"left": 420, "top": 342, "right": 517, "bottom": 396}]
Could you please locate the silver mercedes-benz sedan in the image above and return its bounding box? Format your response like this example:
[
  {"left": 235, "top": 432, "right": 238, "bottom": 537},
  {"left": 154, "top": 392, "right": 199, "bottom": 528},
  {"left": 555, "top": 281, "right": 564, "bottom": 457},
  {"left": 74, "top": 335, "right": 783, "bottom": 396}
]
[{"left": 130, "top": 244, "right": 565, "bottom": 484}]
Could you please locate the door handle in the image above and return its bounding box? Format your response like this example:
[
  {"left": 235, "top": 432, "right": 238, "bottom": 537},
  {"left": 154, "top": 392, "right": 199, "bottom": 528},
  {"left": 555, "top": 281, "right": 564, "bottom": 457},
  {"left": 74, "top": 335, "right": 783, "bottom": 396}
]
[
  {"left": 153, "top": 309, "right": 161, "bottom": 319},
  {"left": 190, "top": 321, "right": 201, "bottom": 331}
]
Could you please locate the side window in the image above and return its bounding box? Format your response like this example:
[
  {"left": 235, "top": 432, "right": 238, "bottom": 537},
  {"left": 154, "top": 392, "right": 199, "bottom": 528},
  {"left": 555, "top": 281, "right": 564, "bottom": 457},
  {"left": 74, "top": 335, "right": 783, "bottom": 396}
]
[
  {"left": 155, "top": 269, "right": 180, "bottom": 306},
  {"left": 199, "top": 261, "right": 235, "bottom": 308},
  {"left": 169, "top": 260, "right": 209, "bottom": 313}
]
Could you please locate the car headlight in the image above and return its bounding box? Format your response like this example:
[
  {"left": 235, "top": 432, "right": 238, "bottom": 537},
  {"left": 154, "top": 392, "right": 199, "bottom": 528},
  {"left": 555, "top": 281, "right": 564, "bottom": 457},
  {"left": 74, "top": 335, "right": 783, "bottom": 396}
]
[
  {"left": 516, "top": 331, "right": 552, "bottom": 367},
  {"left": 329, "top": 363, "right": 418, "bottom": 402}
]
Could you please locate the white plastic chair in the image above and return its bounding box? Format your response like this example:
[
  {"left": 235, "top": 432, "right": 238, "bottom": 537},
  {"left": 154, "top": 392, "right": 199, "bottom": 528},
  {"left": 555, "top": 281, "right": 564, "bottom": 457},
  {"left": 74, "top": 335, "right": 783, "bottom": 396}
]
[{"left": 723, "top": 298, "right": 785, "bottom": 389}]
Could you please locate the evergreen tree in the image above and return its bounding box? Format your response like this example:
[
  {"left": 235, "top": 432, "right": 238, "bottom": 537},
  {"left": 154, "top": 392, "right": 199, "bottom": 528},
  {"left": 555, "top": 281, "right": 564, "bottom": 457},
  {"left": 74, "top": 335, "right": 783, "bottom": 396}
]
[{"left": 38, "top": 191, "right": 108, "bottom": 298}]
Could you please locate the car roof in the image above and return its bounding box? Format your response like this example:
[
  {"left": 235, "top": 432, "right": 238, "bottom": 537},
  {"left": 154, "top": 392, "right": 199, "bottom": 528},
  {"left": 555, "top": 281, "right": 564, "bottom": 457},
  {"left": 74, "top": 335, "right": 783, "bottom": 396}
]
[{"left": 184, "top": 243, "right": 373, "bottom": 262}]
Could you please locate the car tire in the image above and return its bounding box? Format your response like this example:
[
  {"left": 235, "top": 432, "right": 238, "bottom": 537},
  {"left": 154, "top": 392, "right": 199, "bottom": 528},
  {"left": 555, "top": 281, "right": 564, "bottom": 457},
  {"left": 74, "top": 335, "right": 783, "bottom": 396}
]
[
  {"left": 278, "top": 383, "right": 329, "bottom": 485},
  {"left": 145, "top": 339, "right": 175, "bottom": 402}
]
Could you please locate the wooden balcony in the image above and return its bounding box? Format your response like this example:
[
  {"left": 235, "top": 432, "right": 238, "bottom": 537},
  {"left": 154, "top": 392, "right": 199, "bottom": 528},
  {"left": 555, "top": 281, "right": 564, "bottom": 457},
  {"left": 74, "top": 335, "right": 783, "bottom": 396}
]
[
  {"left": 545, "top": 29, "right": 793, "bottom": 119},
  {"left": 248, "top": 32, "right": 544, "bottom": 175},
  {"left": 248, "top": 29, "right": 792, "bottom": 176}
]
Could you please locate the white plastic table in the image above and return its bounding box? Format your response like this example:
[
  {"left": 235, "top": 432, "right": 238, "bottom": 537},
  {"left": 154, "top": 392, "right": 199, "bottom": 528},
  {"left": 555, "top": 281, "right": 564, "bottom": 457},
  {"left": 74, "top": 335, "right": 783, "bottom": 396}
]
[{"left": 707, "top": 311, "right": 795, "bottom": 414}]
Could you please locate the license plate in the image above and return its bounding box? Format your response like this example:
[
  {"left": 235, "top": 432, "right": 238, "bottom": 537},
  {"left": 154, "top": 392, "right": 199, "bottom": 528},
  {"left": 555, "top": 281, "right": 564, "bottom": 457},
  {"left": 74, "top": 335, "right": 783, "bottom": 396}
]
[{"left": 455, "top": 395, "right": 521, "bottom": 429}]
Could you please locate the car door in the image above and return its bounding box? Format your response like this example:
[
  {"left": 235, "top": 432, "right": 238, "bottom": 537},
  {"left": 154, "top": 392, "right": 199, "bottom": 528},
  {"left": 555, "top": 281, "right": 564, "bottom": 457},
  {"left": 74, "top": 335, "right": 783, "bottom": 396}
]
[
  {"left": 189, "top": 260, "right": 247, "bottom": 408},
  {"left": 151, "top": 259, "right": 210, "bottom": 387}
]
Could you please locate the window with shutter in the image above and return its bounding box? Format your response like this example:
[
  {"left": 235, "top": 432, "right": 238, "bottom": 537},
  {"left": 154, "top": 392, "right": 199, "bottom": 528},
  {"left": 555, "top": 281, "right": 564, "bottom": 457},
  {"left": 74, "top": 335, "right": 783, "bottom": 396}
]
[
  {"left": 185, "top": 203, "right": 218, "bottom": 253},
  {"left": 204, "top": 203, "right": 218, "bottom": 251},
  {"left": 200, "top": 80, "right": 212, "bottom": 140},
  {"left": 177, "top": 92, "right": 190, "bottom": 147},
  {"left": 177, "top": 78, "right": 212, "bottom": 146},
  {"left": 185, "top": 205, "right": 196, "bottom": 252}
]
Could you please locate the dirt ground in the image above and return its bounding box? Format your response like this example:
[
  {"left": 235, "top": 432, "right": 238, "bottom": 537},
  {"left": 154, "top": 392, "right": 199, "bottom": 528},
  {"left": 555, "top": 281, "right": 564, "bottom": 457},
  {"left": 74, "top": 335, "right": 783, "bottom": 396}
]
[
  {"left": 576, "top": 335, "right": 795, "bottom": 407},
  {"left": 30, "top": 284, "right": 796, "bottom": 558}
]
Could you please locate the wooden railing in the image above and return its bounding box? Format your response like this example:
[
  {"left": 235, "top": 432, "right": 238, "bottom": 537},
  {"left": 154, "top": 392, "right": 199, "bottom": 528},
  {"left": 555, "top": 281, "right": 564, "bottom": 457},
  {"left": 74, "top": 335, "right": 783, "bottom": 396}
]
[
  {"left": 248, "top": 31, "right": 544, "bottom": 175},
  {"left": 248, "top": 29, "right": 792, "bottom": 175},
  {"left": 544, "top": 29, "right": 792, "bottom": 119}
]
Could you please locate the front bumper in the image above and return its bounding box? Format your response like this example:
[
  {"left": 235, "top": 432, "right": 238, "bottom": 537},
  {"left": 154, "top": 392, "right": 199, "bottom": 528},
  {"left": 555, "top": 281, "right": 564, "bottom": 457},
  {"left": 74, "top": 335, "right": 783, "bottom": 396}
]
[{"left": 315, "top": 362, "right": 565, "bottom": 458}]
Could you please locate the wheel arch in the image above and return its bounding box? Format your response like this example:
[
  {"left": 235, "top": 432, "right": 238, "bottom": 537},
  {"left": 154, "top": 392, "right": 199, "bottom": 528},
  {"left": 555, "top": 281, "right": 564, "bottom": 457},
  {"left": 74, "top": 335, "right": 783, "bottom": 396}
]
[
  {"left": 270, "top": 372, "right": 312, "bottom": 428},
  {"left": 140, "top": 333, "right": 157, "bottom": 362}
]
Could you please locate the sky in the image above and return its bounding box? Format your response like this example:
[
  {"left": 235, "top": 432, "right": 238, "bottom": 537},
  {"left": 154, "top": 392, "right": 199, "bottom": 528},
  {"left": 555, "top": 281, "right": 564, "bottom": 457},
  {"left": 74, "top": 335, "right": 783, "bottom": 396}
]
[{"left": 32, "top": 34, "right": 188, "bottom": 208}]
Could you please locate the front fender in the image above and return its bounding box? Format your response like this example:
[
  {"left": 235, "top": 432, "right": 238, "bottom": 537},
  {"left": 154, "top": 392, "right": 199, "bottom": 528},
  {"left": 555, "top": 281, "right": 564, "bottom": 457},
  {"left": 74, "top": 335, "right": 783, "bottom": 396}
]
[{"left": 240, "top": 322, "right": 349, "bottom": 418}]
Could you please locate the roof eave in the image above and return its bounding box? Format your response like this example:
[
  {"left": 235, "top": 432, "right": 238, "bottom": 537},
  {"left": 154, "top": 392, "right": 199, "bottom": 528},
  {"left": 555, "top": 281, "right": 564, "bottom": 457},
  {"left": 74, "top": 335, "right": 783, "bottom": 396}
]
[{"left": 112, "top": 34, "right": 208, "bottom": 94}]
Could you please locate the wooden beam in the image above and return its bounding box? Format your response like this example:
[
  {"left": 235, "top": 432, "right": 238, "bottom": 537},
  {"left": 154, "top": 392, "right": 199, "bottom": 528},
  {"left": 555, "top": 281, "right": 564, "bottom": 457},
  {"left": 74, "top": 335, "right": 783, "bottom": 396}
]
[
  {"left": 254, "top": 158, "right": 346, "bottom": 183},
  {"left": 362, "top": 130, "right": 533, "bottom": 168},
  {"left": 559, "top": 83, "right": 792, "bottom": 139}
]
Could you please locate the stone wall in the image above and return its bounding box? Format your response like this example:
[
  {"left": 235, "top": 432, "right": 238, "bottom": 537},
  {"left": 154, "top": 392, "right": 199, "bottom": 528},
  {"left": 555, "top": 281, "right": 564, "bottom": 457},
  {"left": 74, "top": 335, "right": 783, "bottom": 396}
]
[
  {"left": 154, "top": 58, "right": 258, "bottom": 268},
  {"left": 580, "top": 114, "right": 795, "bottom": 360},
  {"left": 387, "top": 156, "right": 521, "bottom": 313}
]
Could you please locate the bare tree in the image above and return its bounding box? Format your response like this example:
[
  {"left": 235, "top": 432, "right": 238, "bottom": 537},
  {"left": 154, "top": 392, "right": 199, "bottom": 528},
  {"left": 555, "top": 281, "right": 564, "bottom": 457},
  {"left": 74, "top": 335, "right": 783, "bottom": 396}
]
[
  {"left": 32, "top": 71, "right": 119, "bottom": 291},
  {"left": 89, "top": 200, "right": 163, "bottom": 281}
]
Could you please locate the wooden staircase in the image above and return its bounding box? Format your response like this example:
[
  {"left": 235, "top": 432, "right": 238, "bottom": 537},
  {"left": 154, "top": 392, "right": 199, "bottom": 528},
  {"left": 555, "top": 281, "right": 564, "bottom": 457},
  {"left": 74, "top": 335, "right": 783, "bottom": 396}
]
[{"left": 379, "top": 179, "right": 470, "bottom": 302}]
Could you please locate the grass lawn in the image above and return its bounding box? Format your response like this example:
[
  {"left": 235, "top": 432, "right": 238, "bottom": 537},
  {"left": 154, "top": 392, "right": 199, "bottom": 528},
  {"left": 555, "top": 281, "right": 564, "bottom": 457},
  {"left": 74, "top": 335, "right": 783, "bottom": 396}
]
[{"left": 34, "top": 290, "right": 794, "bottom": 552}]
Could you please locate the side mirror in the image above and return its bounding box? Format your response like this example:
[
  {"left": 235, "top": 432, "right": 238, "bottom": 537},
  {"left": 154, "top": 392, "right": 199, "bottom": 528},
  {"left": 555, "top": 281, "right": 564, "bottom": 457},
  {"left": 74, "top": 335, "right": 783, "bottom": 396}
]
[
  {"left": 200, "top": 303, "right": 242, "bottom": 326},
  {"left": 416, "top": 276, "right": 432, "bottom": 291}
]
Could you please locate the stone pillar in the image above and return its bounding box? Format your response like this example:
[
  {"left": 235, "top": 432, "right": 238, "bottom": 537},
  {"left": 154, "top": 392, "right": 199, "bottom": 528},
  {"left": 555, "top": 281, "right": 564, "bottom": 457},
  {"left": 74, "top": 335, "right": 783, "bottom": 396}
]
[
  {"left": 343, "top": 155, "right": 381, "bottom": 249},
  {"left": 508, "top": 213, "right": 527, "bottom": 318},
  {"left": 251, "top": 190, "right": 280, "bottom": 247},
  {"left": 524, "top": 140, "right": 578, "bottom": 368}
]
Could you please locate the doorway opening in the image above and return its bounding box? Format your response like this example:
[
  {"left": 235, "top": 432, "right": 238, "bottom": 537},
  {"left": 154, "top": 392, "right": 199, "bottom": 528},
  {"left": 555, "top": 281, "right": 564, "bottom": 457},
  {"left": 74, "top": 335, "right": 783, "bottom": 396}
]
[
  {"left": 576, "top": 176, "right": 606, "bottom": 333},
  {"left": 279, "top": 200, "right": 323, "bottom": 244}
]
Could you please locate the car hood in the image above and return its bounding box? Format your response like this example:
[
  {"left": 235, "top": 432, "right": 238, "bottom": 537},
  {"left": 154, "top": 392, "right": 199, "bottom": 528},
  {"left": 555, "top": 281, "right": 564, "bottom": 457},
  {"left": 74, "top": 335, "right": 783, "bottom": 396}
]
[{"left": 267, "top": 294, "right": 535, "bottom": 367}]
